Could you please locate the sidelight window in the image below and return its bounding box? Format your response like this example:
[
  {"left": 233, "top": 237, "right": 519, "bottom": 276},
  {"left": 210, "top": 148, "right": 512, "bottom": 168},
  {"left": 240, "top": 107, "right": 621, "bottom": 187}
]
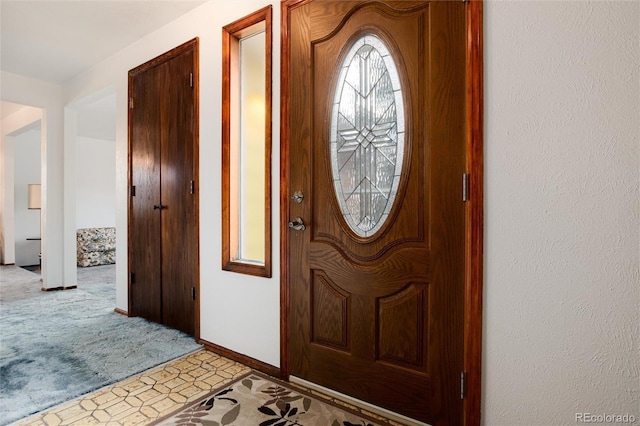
[{"left": 222, "top": 6, "right": 272, "bottom": 277}]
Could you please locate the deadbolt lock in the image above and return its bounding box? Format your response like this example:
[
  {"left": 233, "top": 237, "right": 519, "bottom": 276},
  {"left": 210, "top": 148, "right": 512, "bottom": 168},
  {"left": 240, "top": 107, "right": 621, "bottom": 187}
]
[{"left": 291, "top": 191, "right": 304, "bottom": 203}]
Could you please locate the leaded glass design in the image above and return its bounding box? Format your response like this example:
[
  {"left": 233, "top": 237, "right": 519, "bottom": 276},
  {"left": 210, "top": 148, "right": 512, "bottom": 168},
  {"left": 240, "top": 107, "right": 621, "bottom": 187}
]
[{"left": 330, "top": 34, "right": 405, "bottom": 237}]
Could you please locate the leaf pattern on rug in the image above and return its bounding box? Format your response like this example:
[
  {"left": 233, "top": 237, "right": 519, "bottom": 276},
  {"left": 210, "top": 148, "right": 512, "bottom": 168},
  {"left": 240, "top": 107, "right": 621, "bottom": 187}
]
[
  {"left": 202, "top": 388, "right": 238, "bottom": 409},
  {"left": 153, "top": 373, "right": 384, "bottom": 426},
  {"left": 168, "top": 388, "right": 240, "bottom": 426},
  {"left": 261, "top": 384, "right": 310, "bottom": 413},
  {"left": 258, "top": 402, "right": 302, "bottom": 426}
]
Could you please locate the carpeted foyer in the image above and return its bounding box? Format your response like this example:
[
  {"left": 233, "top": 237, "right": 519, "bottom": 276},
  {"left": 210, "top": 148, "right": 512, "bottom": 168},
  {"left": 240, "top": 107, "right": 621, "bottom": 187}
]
[
  {"left": 0, "top": 264, "right": 202, "bottom": 425},
  {"left": 0, "top": 265, "right": 405, "bottom": 426}
]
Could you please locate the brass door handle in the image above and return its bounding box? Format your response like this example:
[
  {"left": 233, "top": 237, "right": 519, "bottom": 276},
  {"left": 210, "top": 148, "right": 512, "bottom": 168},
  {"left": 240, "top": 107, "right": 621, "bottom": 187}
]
[{"left": 288, "top": 217, "right": 306, "bottom": 231}]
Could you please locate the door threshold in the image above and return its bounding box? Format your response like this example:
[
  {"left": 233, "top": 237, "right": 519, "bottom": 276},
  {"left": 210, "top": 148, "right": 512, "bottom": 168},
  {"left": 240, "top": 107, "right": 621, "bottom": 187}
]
[{"left": 289, "top": 375, "right": 431, "bottom": 426}]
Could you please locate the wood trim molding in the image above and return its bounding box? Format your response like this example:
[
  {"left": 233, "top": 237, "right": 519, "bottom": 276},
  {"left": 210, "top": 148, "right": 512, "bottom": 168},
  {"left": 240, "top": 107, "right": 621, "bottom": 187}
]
[
  {"left": 192, "top": 38, "right": 201, "bottom": 343},
  {"left": 200, "top": 339, "right": 280, "bottom": 378},
  {"left": 464, "top": 1, "right": 484, "bottom": 425},
  {"left": 221, "top": 6, "right": 273, "bottom": 279},
  {"left": 41, "top": 285, "right": 77, "bottom": 292},
  {"left": 128, "top": 38, "right": 198, "bottom": 77},
  {"left": 114, "top": 308, "right": 129, "bottom": 317}
]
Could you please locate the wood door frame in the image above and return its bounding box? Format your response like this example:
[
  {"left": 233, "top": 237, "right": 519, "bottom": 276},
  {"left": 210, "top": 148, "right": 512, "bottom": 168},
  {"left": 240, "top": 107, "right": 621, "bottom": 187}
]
[
  {"left": 127, "top": 38, "right": 201, "bottom": 340},
  {"left": 279, "top": 0, "right": 483, "bottom": 424}
]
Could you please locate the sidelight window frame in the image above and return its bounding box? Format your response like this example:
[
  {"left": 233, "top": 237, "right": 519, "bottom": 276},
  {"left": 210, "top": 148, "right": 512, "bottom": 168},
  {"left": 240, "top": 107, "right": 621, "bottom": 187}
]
[{"left": 221, "top": 5, "right": 273, "bottom": 278}]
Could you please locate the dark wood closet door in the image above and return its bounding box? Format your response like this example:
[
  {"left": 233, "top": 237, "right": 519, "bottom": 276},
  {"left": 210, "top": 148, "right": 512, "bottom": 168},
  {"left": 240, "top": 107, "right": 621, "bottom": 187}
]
[
  {"left": 288, "top": 2, "right": 466, "bottom": 424},
  {"left": 129, "top": 63, "right": 163, "bottom": 324},
  {"left": 160, "top": 50, "right": 197, "bottom": 336},
  {"left": 129, "top": 39, "right": 199, "bottom": 337}
]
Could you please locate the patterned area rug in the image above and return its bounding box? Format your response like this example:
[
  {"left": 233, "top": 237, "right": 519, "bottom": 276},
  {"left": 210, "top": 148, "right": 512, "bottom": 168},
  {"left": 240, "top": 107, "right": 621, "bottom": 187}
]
[{"left": 153, "top": 371, "right": 384, "bottom": 426}]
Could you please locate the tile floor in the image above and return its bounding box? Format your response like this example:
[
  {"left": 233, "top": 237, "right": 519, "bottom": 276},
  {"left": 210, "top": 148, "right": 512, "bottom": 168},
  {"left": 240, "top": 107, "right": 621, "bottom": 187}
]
[
  {"left": 15, "top": 349, "right": 404, "bottom": 426},
  {"left": 16, "top": 350, "right": 250, "bottom": 426}
]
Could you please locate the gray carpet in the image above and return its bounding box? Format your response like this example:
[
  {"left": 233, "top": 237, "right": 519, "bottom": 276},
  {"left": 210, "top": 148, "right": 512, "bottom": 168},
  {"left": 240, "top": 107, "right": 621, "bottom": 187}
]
[{"left": 0, "top": 265, "right": 202, "bottom": 425}]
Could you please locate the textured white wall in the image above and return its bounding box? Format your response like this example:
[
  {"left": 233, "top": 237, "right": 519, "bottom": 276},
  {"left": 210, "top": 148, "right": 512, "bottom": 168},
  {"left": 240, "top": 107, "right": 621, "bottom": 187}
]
[
  {"left": 483, "top": 1, "right": 639, "bottom": 424},
  {"left": 76, "top": 137, "right": 115, "bottom": 229}
]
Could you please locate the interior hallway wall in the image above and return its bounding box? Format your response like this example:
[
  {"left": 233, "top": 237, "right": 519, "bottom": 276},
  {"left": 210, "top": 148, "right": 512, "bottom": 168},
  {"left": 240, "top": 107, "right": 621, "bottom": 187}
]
[
  {"left": 76, "top": 137, "right": 116, "bottom": 229},
  {"left": 1, "top": 71, "right": 68, "bottom": 288},
  {"left": 483, "top": 1, "right": 639, "bottom": 424},
  {"left": 0, "top": 104, "right": 42, "bottom": 265},
  {"left": 13, "top": 128, "right": 41, "bottom": 266}
]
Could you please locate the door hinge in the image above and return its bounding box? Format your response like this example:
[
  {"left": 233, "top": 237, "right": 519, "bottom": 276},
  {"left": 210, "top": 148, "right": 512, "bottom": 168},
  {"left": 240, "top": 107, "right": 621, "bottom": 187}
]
[
  {"left": 129, "top": 273, "right": 135, "bottom": 284},
  {"left": 190, "top": 180, "right": 195, "bottom": 195},
  {"left": 189, "top": 72, "right": 193, "bottom": 88},
  {"left": 191, "top": 287, "right": 196, "bottom": 301},
  {"left": 129, "top": 97, "right": 134, "bottom": 109},
  {"left": 462, "top": 173, "right": 470, "bottom": 202},
  {"left": 460, "top": 371, "right": 467, "bottom": 400},
  {"left": 130, "top": 185, "right": 136, "bottom": 196}
]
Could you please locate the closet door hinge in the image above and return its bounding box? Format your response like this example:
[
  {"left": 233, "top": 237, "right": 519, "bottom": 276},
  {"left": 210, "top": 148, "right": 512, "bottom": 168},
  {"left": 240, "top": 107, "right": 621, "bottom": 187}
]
[
  {"left": 129, "top": 97, "right": 134, "bottom": 109},
  {"left": 460, "top": 371, "right": 467, "bottom": 400},
  {"left": 129, "top": 273, "right": 135, "bottom": 284},
  {"left": 130, "top": 185, "right": 136, "bottom": 196},
  {"left": 462, "top": 173, "right": 470, "bottom": 202},
  {"left": 191, "top": 287, "right": 196, "bottom": 301},
  {"left": 190, "top": 180, "right": 195, "bottom": 195},
  {"left": 189, "top": 73, "right": 193, "bottom": 88}
]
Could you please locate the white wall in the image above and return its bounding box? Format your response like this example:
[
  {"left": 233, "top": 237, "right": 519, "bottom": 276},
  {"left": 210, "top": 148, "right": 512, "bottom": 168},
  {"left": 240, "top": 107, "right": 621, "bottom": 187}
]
[
  {"left": 483, "top": 1, "right": 639, "bottom": 424},
  {"left": 0, "top": 105, "right": 41, "bottom": 265},
  {"left": 76, "top": 137, "right": 116, "bottom": 229},
  {"left": 12, "top": 128, "right": 41, "bottom": 266},
  {"left": 64, "top": 0, "right": 281, "bottom": 367},
  {"left": 1, "top": 72, "right": 71, "bottom": 288}
]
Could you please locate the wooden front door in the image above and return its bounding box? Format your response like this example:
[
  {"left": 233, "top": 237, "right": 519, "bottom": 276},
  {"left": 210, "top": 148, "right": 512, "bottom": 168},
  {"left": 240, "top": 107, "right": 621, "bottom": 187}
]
[
  {"left": 287, "top": 2, "right": 466, "bottom": 424},
  {"left": 128, "top": 39, "right": 199, "bottom": 337}
]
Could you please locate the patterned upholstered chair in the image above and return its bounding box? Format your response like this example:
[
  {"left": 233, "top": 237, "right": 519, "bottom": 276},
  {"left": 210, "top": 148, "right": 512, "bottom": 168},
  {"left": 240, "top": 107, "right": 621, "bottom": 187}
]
[{"left": 76, "top": 227, "right": 116, "bottom": 267}]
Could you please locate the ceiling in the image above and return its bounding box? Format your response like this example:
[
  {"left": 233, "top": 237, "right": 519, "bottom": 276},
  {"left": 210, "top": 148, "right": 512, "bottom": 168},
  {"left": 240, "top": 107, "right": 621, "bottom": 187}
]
[
  {"left": 1, "top": 0, "right": 207, "bottom": 138},
  {"left": 1, "top": 0, "right": 207, "bottom": 85}
]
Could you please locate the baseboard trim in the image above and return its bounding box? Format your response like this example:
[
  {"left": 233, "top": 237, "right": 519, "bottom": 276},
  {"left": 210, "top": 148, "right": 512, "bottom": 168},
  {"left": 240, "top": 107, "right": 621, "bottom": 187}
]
[
  {"left": 2, "top": 263, "right": 16, "bottom": 266},
  {"left": 199, "top": 339, "right": 280, "bottom": 378},
  {"left": 41, "top": 285, "right": 77, "bottom": 292},
  {"left": 289, "top": 375, "right": 430, "bottom": 426},
  {"left": 114, "top": 308, "right": 129, "bottom": 316}
]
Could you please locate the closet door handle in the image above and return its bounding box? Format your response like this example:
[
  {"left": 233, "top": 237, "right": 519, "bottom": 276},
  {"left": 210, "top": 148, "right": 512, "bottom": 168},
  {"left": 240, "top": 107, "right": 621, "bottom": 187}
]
[{"left": 153, "top": 205, "right": 167, "bottom": 210}]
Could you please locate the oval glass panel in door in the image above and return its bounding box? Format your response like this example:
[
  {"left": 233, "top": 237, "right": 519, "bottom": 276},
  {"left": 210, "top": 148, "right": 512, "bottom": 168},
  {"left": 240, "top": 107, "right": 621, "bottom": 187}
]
[{"left": 330, "top": 33, "right": 405, "bottom": 238}]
